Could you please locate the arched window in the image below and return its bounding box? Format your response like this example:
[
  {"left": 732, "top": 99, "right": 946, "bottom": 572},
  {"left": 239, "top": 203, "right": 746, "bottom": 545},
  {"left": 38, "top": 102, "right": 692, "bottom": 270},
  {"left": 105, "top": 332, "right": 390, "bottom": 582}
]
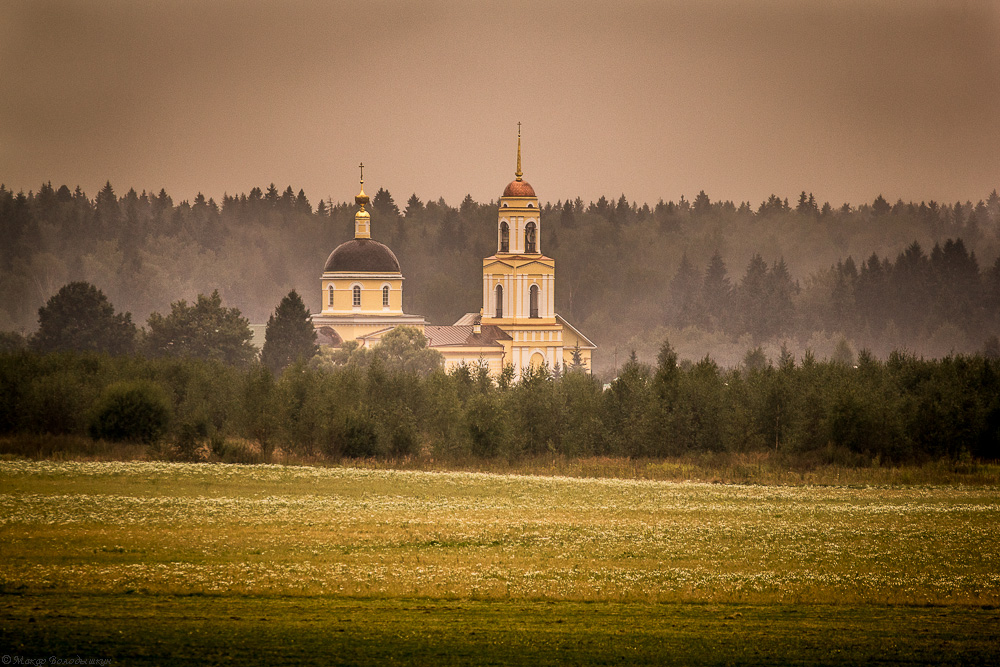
[
  {"left": 495, "top": 284, "right": 503, "bottom": 318},
  {"left": 524, "top": 221, "right": 537, "bottom": 253},
  {"left": 529, "top": 284, "right": 539, "bottom": 318},
  {"left": 328, "top": 285, "right": 334, "bottom": 306},
  {"left": 382, "top": 285, "right": 390, "bottom": 307},
  {"left": 500, "top": 221, "right": 509, "bottom": 253},
  {"left": 352, "top": 285, "right": 361, "bottom": 308}
]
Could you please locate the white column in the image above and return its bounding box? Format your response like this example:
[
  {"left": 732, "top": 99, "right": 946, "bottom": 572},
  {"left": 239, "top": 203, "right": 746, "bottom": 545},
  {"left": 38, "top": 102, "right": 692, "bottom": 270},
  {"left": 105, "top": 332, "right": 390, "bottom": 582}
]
[
  {"left": 547, "top": 274, "right": 554, "bottom": 317},
  {"left": 506, "top": 274, "right": 512, "bottom": 317},
  {"left": 524, "top": 275, "right": 530, "bottom": 318},
  {"left": 520, "top": 274, "right": 526, "bottom": 319},
  {"left": 508, "top": 274, "right": 513, "bottom": 318}
]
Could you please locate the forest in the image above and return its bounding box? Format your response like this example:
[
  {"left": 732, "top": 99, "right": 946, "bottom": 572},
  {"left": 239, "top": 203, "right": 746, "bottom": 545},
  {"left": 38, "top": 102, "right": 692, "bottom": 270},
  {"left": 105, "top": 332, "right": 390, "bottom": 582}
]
[{"left": 2, "top": 180, "right": 1000, "bottom": 373}]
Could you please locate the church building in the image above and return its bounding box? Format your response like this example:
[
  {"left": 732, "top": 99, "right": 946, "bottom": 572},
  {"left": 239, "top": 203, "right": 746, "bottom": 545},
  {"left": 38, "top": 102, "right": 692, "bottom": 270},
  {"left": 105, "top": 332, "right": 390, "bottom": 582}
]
[
  {"left": 311, "top": 168, "right": 426, "bottom": 343},
  {"left": 313, "top": 130, "right": 595, "bottom": 374}
]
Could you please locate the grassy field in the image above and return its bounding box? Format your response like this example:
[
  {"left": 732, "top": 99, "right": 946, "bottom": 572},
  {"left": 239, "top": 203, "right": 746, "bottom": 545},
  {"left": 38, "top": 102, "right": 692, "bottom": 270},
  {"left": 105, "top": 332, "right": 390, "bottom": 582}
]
[{"left": 2, "top": 460, "right": 999, "bottom": 664}]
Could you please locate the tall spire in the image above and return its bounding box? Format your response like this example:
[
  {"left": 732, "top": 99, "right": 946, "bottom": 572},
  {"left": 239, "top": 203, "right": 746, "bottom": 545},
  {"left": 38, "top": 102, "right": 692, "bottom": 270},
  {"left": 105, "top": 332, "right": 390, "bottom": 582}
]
[{"left": 515, "top": 122, "right": 523, "bottom": 181}]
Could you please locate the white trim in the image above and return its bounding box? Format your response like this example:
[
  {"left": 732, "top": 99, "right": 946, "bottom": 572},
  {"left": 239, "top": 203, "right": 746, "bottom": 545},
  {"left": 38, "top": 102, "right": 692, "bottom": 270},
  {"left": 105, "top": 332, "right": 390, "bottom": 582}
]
[
  {"left": 322, "top": 272, "right": 404, "bottom": 281},
  {"left": 311, "top": 313, "right": 426, "bottom": 327}
]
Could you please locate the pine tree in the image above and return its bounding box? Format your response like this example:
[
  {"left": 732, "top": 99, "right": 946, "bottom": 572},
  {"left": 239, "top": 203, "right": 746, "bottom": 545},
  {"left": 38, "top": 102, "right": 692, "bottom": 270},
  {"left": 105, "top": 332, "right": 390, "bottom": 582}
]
[
  {"left": 95, "top": 181, "right": 121, "bottom": 237},
  {"left": 692, "top": 190, "right": 712, "bottom": 217},
  {"left": 701, "top": 251, "right": 732, "bottom": 331},
  {"left": 872, "top": 194, "right": 891, "bottom": 216},
  {"left": 668, "top": 253, "right": 701, "bottom": 327},
  {"left": 261, "top": 290, "right": 318, "bottom": 374},
  {"left": 738, "top": 254, "right": 770, "bottom": 339}
]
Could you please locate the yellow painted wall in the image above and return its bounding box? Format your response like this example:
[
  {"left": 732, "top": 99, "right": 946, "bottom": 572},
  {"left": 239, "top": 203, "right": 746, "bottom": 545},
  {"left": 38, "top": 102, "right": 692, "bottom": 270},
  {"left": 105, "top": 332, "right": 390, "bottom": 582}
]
[{"left": 321, "top": 277, "right": 404, "bottom": 315}]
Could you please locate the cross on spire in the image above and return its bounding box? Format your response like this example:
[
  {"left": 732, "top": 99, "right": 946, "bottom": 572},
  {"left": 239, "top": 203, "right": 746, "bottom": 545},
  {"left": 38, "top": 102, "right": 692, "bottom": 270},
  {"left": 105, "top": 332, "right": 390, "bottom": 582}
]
[{"left": 359, "top": 162, "right": 364, "bottom": 183}]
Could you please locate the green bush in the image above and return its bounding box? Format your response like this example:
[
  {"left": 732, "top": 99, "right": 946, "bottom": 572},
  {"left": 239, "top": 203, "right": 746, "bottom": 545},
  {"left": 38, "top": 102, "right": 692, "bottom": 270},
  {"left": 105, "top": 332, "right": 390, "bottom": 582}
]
[
  {"left": 466, "top": 393, "right": 506, "bottom": 458},
  {"left": 23, "top": 371, "right": 97, "bottom": 435},
  {"left": 339, "top": 410, "right": 382, "bottom": 458},
  {"left": 89, "top": 381, "right": 171, "bottom": 444},
  {"left": 175, "top": 418, "right": 209, "bottom": 461},
  {"left": 385, "top": 407, "right": 419, "bottom": 457}
]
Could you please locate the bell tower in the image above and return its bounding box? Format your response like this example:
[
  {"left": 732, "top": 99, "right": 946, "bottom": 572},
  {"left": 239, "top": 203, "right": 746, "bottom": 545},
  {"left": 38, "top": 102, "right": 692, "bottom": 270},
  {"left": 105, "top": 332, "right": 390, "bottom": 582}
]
[{"left": 480, "top": 125, "right": 560, "bottom": 372}]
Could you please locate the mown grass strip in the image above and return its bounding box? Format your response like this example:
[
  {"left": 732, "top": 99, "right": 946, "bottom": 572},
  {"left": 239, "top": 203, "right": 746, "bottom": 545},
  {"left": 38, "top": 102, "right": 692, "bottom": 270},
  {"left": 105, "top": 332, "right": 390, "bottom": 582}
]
[{"left": 2, "top": 594, "right": 999, "bottom": 666}]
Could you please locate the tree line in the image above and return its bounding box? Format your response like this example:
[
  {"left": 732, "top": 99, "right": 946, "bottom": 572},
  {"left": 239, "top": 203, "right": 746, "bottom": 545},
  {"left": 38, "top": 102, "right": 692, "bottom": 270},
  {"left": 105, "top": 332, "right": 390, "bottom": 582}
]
[
  {"left": 665, "top": 238, "right": 999, "bottom": 349},
  {"left": 2, "top": 280, "right": 997, "bottom": 464},
  {"left": 1, "top": 336, "right": 997, "bottom": 465},
  {"left": 2, "top": 180, "right": 999, "bottom": 372}
]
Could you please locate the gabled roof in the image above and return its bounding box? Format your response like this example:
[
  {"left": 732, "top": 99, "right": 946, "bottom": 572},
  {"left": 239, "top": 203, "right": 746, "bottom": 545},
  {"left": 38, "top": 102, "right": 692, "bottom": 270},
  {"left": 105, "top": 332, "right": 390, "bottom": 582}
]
[
  {"left": 425, "top": 325, "right": 511, "bottom": 348},
  {"left": 356, "top": 326, "right": 396, "bottom": 342},
  {"left": 556, "top": 314, "right": 597, "bottom": 349}
]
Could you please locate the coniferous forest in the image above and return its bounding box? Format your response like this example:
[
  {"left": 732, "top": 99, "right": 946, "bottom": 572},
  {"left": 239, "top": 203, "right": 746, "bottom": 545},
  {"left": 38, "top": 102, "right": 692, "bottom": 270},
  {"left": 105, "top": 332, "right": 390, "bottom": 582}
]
[
  {"left": 3, "top": 181, "right": 1000, "bottom": 372},
  {"left": 2, "top": 181, "right": 1000, "bottom": 465}
]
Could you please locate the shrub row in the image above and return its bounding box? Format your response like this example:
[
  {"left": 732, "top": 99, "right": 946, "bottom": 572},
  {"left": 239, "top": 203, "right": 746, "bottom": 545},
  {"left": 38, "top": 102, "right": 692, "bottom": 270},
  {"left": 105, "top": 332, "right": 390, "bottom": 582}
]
[{"left": 1, "top": 346, "right": 998, "bottom": 464}]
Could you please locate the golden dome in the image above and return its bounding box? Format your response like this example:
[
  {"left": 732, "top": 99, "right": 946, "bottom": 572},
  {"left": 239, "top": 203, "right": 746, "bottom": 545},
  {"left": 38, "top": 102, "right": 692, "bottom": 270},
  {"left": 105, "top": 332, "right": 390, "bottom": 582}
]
[{"left": 355, "top": 184, "right": 369, "bottom": 209}]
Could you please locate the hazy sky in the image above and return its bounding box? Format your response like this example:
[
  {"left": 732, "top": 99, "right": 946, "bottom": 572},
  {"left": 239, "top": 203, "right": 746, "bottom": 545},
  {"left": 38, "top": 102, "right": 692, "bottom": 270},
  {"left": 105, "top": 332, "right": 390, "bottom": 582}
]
[{"left": 3, "top": 0, "right": 998, "bottom": 209}]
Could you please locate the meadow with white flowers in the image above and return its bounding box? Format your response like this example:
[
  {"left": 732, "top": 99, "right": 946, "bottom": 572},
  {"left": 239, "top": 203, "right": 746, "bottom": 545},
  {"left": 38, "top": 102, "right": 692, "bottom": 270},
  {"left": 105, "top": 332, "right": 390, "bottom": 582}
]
[{"left": 2, "top": 460, "right": 998, "bottom": 606}]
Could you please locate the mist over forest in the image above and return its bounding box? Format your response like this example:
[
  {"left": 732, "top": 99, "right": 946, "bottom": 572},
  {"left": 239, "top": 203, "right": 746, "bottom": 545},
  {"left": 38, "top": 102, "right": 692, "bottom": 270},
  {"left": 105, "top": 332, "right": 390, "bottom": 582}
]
[{"left": 3, "top": 181, "right": 999, "bottom": 375}]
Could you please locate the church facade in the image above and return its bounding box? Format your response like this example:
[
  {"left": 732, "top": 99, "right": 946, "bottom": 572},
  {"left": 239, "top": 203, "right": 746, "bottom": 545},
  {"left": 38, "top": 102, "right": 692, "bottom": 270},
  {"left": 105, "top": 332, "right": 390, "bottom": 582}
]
[
  {"left": 313, "top": 133, "right": 595, "bottom": 374},
  {"left": 311, "top": 171, "right": 425, "bottom": 344}
]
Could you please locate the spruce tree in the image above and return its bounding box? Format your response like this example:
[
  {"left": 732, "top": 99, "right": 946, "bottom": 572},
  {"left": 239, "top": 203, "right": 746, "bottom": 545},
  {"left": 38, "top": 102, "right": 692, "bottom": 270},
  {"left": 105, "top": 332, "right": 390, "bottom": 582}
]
[{"left": 261, "top": 290, "right": 318, "bottom": 374}]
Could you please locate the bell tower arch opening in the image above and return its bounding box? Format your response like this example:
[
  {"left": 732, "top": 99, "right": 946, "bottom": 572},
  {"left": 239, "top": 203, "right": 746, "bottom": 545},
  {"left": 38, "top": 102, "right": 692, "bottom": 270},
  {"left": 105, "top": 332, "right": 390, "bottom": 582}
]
[{"left": 525, "top": 221, "right": 537, "bottom": 253}]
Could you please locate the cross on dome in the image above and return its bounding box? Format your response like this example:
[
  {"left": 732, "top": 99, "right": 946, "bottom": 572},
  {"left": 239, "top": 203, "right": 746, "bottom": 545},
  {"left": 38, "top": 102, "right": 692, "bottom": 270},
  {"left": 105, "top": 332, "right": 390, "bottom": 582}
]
[{"left": 355, "top": 162, "right": 369, "bottom": 210}]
